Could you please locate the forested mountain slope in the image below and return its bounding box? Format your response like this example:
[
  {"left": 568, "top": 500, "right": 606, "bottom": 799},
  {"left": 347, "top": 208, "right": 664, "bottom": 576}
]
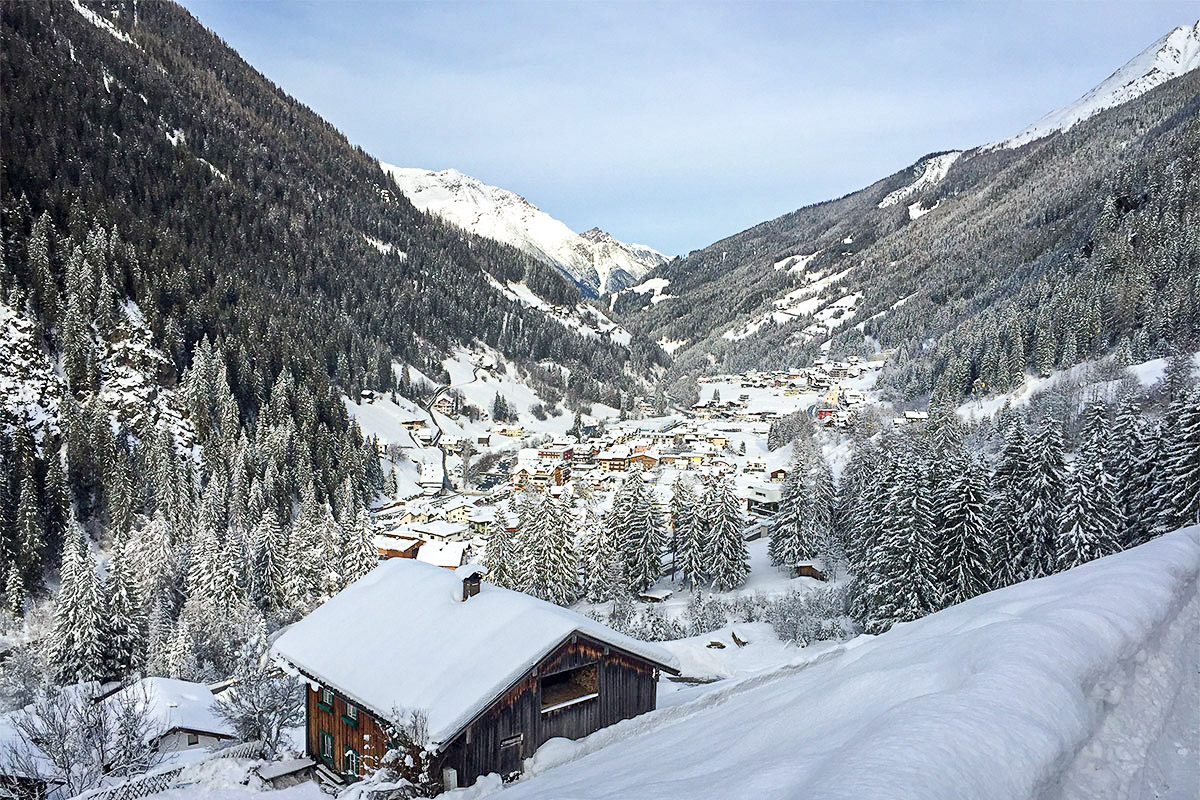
[
  {"left": 617, "top": 24, "right": 1200, "bottom": 406},
  {"left": 0, "top": 0, "right": 661, "bottom": 413},
  {"left": 0, "top": 0, "right": 661, "bottom": 685}
]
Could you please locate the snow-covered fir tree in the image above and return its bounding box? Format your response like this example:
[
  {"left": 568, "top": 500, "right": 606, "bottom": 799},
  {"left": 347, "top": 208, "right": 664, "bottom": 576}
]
[
  {"left": 1020, "top": 416, "right": 1066, "bottom": 580},
  {"left": 939, "top": 457, "right": 993, "bottom": 606},
  {"left": 483, "top": 518, "right": 516, "bottom": 590},
  {"left": 705, "top": 477, "right": 749, "bottom": 592},
  {"left": 580, "top": 508, "right": 624, "bottom": 602},
  {"left": 51, "top": 522, "right": 104, "bottom": 684}
]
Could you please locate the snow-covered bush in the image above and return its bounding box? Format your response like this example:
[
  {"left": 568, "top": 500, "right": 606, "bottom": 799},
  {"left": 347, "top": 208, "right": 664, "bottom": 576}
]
[
  {"left": 683, "top": 591, "right": 728, "bottom": 637},
  {"left": 214, "top": 637, "right": 302, "bottom": 756},
  {"left": 764, "top": 585, "right": 855, "bottom": 646},
  {"left": 0, "top": 682, "right": 164, "bottom": 797}
]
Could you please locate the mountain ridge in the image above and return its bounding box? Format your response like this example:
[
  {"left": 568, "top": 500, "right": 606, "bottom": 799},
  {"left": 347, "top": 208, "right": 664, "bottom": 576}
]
[{"left": 381, "top": 164, "right": 668, "bottom": 297}]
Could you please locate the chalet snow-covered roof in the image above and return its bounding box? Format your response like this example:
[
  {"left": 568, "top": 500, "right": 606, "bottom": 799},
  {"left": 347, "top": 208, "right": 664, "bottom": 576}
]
[{"left": 271, "top": 558, "right": 679, "bottom": 748}]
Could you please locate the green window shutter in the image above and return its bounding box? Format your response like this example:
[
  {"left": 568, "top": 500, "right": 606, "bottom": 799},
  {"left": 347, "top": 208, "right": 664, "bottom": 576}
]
[{"left": 318, "top": 730, "right": 334, "bottom": 763}]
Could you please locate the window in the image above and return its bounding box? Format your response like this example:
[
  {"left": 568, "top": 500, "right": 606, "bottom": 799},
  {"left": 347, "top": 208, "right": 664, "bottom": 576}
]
[
  {"left": 342, "top": 702, "right": 359, "bottom": 727},
  {"left": 539, "top": 663, "right": 599, "bottom": 712},
  {"left": 186, "top": 733, "right": 199, "bottom": 747},
  {"left": 318, "top": 688, "right": 334, "bottom": 712},
  {"left": 318, "top": 730, "right": 334, "bottom": 763},
  {"left": 344, "top": 747, "right": 359, "bottom": 776}
]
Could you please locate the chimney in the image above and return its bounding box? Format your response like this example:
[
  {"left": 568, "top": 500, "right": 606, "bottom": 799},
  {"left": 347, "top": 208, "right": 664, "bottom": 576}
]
[{"left": 455, "top": 564, "right": 486, "bottom": 601}]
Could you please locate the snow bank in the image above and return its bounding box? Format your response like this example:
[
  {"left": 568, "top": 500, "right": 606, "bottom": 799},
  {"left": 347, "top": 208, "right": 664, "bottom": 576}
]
[{"left": 482, "top": 527, "right": 1200, "bottom": 800}]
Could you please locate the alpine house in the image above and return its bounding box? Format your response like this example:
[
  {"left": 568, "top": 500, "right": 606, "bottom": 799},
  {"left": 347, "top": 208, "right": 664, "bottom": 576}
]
[{"left": 270, "top": 561, "right": 679, "bottom": 791}]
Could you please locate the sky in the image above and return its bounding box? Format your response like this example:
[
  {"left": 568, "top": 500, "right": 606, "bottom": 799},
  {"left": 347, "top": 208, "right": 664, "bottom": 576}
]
[{"left": 178, "top": 1, "right": 1198, "bottom": 256}]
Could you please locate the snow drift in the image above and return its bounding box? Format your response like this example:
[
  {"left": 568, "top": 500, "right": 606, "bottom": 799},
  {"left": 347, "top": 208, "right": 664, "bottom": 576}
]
[{"left": 478, "top": 527, "right": 1200, "bottom": 800}]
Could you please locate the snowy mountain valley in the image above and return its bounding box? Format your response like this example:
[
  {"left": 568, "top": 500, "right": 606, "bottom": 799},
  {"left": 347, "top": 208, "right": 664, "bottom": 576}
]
[{"left": 0, "top": 3, "right": 1198, "bottom": 800}]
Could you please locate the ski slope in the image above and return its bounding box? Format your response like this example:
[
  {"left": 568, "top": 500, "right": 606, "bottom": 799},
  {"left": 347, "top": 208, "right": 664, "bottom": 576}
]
[{"left": 460, "top": 527, "right": 1200, "bottom": 800}]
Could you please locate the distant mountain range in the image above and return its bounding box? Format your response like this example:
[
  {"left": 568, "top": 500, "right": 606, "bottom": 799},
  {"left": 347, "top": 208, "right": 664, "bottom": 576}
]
[
  {"left": 381, "top": 165, "right": 668, "bottom": 296},
  {"left": 609, "top": 19, "right": 1200, "bottom": 404},
  {"left": 993, "top": 21, "right": 1200, "bottom": 149}
]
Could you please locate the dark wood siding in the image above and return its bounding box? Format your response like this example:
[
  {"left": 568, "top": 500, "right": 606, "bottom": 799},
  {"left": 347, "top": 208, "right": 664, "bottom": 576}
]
[
  {"left": 435, "top": 634, "right": 660, "bottom": 789},
  {"left": 305, "top": 686, "right": 389, "bottom": 780}
]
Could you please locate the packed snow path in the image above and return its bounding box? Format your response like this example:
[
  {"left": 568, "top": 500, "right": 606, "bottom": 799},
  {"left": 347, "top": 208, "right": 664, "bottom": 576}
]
[{"left": 462, "top": 528, "right": 1200, "bottom": 800}]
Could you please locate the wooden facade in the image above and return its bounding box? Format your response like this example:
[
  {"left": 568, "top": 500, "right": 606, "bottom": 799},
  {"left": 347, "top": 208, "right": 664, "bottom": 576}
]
[
  {"left": 301, "top": 631, "right": 666, "bottom": 792},
  {"left": 433, "top": 632, "right": 662, "bottom": 789},
  {"left": 305, "top": 686, "right": 390, "bottom": 780}
]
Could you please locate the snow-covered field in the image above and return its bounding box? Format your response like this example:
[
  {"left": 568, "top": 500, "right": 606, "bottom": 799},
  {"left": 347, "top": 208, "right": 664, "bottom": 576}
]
[{"left": 456, "top": 526, "right": 1200, "bottom": 800}]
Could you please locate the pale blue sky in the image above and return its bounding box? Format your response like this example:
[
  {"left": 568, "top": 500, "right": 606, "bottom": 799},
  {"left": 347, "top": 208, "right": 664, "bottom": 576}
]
[{"left": 180, "top": 0, "right": 1199, "bottom": 255}]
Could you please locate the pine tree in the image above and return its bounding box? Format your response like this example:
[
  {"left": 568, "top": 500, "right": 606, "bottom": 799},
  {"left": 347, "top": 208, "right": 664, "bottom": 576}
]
[
  {"left": 622, "top": 472, "right": 667, "bottom": 593},
  {"left": 540, "top": 495, "right": 579, "bottom": 606},
  {"left": 706, "top": 477, "right": 749, "bottom": 592},
  {"left": 580, "top": 508, "right": 623, "bottom": 602},
  {"left": 990, "top": 422, "right": 1030, "bottom": 587},
  {"left": 1112, "top": 397, "right": 1156, "bottom": 546},
  {"left": 15, "top": 469, "right": 44, "bottom": 589},
  {"left": 940, "top": 458, "right": 993, "bottom": 605},
  {"left": 254, "top": 511, "right": 290, "bottom": 613},
  {"left": 43, "top": 450, "right": 70, "bottom": 561},
  {"left": 869, "top": 448, "right": 940, "bottom": 628},
  {"left": 769, "top": 458, "right": 815, "bottom": 570},
  {"left": 339, "top": 505, "right": 377, "bottom": 589},
  {"left": 103, "top": 531, "right": 146, "bottom": 677},
  {"left": 483, "top": 520, "right": 516, "bottom": 590},
  {"left": 1020, "top": 417, "right": 1066, "bottom": 580},
  {"left": 51, "top": 523, "right": 104, "bottom": 683},
  {"left": 1056, "top": 405, "right": 1121, "bottom": 570},
  {"left": 5, "top": 562, "right": 25, "bottom": 619},
  {"left": 1157, "top": 387, "right": 1200, "bottom": 532}
]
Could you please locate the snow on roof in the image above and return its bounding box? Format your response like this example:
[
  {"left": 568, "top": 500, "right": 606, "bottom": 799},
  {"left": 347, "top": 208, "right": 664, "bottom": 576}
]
[
  {"left": 111, "top": 677, "right": 234, "bottom": 738},
  {"left": 271, "top": 558, "right": 678, "bottom": 747},
  {"left": 415, "top": 540, "right": 467, "bottom": 567},
  {"left": 412, "top": 520, "right": 468, "bottom": 535}
]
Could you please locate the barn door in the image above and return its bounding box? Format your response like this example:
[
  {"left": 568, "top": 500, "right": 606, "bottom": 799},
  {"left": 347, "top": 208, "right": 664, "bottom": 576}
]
[{"left": 498, "top": 732, "right": 524, "bottom": 782}]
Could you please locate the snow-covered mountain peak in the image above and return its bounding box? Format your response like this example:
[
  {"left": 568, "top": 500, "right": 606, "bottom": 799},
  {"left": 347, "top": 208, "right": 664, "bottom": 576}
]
[
  {"left": 380, "top": 164, "right": 666, "bottom": 295},
  {"left": 994, "top": 20, "right": 1200, "bottom": 149}
]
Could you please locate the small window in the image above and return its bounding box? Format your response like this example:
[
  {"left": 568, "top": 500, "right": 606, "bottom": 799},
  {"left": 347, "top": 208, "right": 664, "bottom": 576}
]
[
  {"left": 186, "top": 733, "right": 199, "bottom": 747},
  {"left": 318, "top": 688, "right": 334, "bottom": 711},
  {"left": 318, "top": 730, "right": 334, "bottom": 763},
  {"left": 342, "top": 702, "right": 359, "bottom": 727},
  {"left": 344, "top": 747, "right": 359, "bottom": 776},
  {"left": 540, "top": 663, "right": 599, "bottom": 712}
]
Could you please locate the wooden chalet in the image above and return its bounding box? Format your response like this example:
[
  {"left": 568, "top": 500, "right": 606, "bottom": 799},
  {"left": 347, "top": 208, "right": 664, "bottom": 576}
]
[{"left": 272, "top": 561, "right": 678, "bottom": 792}]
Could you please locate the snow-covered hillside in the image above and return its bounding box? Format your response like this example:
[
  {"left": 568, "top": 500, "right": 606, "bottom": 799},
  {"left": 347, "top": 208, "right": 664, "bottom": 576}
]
[
  {"left": 470, "top": 527, "right": 1200, "bottom": 800},
  {"left": 995, "top": 20, "right": 1200, "bottom": 149},
  {"left": 380, "top": 165, "right": 668, "bottom": 295}
]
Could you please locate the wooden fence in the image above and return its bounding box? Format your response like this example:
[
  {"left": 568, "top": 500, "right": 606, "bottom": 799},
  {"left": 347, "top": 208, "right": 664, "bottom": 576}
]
[{"left": 72, "top": 741, "right": 266, "bottom": 800}]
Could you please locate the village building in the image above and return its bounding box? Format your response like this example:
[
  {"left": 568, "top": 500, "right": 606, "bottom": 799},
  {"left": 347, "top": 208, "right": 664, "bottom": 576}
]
[
  {"left": 110, "top": 677, "right": 238, "bottom": 753},
  {"left": 376, "top": 533, "right": 422, "bottom": 560},
  {"left": 271, "top": 562, "right": 678, "bottom": 791},
  {"left": 596, "top": 445, "right": 630, "bottom": 472},
  {"left": 411, "top": 520, "right": 470, "bottom": 543}
]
